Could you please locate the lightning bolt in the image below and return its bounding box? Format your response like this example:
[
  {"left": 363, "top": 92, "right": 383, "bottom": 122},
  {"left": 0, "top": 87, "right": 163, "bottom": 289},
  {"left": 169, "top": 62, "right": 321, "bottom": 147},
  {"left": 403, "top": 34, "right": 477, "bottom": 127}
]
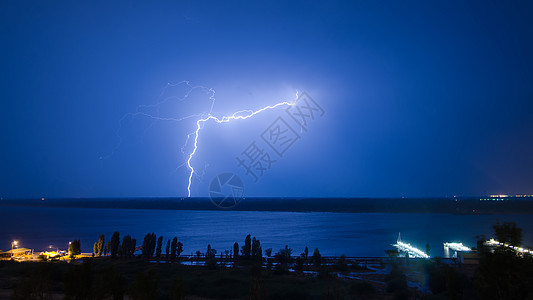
[
  {"left": 185, "top": 92, "right": 299, "bottom": 197},
  {"left": 104, "top": 81, "right": 299, "bottom": 197}
]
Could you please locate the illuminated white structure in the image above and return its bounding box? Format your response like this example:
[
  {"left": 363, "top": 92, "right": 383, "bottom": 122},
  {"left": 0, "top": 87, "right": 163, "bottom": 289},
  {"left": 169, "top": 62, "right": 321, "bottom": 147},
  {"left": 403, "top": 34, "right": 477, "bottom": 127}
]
[
  {"left": 443, "top": 242, "right": 472, "bottom": 258},
  {"left": 444, "top": 242, "right": 471, "bottom": 252},
  {"left": 484, "top": 238, "right": 531, "bottom": 254},
  {"left": 393, "top": 233, "right": 430, "bottom": 259}
]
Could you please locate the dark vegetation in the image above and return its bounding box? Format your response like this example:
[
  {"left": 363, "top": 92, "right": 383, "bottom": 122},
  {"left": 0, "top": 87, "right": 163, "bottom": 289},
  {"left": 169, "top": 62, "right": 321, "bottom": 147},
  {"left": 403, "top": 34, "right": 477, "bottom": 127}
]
[
  {"left": 4, "top": 258, "right": 385, "bottom": 300},
  {"left": 473, "top": 222, "right": 533, "bottom": 300},
  {"left": 2, "top": 231, "right": 396, "bottom": 299},
  {"left": 2, "top": 232, "right": 386, "bottom": 299},
  {"left": 422, "top": 221, "right": 533, "bottom": 300},
  {"left": 67, "top": 240, "right": 81, "bottom": 259},
  {"left": 385, "top": 263, "right": 408, "bottom": 300}
]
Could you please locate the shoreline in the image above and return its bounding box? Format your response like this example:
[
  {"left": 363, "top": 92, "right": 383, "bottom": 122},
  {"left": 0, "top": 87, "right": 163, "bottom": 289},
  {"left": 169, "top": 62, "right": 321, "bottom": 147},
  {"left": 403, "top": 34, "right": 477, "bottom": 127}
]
[{"left": 3, "top": 196, "right": 533, "bottom": 214}]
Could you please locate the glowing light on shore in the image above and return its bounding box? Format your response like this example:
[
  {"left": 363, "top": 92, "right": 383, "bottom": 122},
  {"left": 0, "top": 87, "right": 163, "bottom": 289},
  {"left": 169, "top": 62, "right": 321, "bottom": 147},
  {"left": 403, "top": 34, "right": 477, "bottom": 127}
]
[
  {"left": 394, "top": 241, "right": 430, "bottom": 258},
  {"left": 485, "top": 238, "right": 531, "bottom": 254},
  {"left": 443, "top": 242, "right": 472, "bottom": 252},
  {"left": 393, "top": 233, "right": 430, "bottom": 258}
]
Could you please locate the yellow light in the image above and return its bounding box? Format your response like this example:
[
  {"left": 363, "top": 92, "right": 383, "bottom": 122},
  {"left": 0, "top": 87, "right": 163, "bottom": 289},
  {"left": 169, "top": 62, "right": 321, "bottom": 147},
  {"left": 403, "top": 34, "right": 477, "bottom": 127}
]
[{"left": 13, "top": 241, "right": 18, "bottom": 246}]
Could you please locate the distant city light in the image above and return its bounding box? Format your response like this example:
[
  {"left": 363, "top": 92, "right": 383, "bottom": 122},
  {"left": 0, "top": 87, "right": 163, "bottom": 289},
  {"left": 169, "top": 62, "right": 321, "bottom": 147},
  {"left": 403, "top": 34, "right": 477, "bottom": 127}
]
[{"left": 479, "top": 194, "right": 533, "bottom": 201}]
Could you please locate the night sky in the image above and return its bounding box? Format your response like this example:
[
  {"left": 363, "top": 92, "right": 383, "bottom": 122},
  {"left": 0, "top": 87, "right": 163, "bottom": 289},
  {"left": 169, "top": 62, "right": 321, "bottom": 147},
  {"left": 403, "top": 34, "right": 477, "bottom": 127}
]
[{"left": 1, "top": 1, "right": 532, "bottom": 199}]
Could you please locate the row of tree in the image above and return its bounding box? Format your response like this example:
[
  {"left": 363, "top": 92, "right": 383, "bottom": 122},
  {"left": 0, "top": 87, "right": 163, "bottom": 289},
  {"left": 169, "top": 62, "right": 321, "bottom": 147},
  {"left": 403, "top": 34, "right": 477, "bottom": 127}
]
[
  {"left": 100, "top": 231, "right": 137, "bottom": 258},
  {"left": 165, "top": 236, "right": 184, "bottom": 262},
  {"left": 232, "top": 234, "right": 263, "bottom": 261},
  {"left": 88, "top": 231, "right": 321, "bottom": 264},
  {"left": 89, "top": 232, "right": 326, "bottom": 269},
  {"left": 90, "top": 232, "right": 186, "bottom": 262}
]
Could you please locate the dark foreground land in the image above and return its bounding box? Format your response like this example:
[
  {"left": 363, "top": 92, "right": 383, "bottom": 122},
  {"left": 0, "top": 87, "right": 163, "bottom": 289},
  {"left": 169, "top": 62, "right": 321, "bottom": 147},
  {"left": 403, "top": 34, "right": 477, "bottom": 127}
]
[
  {"left": 4, "top": 251, "right": 533, "bottom": 300},
  {"left": 0, "top": 256, "right": 471, "bottom": 300},
  {"left": 2, "top": 221, "right": 533, "bottom": 299},
  {"left": 3, "top": 196, "right": 533, "bottom": 214}
]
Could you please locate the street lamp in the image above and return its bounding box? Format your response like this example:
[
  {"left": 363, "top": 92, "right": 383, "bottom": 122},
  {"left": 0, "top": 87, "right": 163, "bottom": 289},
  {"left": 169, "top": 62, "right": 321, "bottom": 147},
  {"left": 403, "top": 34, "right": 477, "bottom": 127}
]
[{"left": 11, "top": 241, "right": 18, "bottom": 258}]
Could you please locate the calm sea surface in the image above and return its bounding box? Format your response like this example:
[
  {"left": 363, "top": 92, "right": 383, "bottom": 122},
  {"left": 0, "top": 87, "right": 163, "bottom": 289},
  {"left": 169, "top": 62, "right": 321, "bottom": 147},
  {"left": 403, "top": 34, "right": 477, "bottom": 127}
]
[{"left": 1, "top": 206, "right": 533, "bottom": 257}]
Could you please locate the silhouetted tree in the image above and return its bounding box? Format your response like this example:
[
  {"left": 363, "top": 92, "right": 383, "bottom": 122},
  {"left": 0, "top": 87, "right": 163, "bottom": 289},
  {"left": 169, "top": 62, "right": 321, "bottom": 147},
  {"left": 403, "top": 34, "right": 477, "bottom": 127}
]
[
  {"left": 207, "top": 244, "right": 216, "bottom": 258},
  {"left": 475, "top": 222, "right": 533, "bottom": 299},
  {"left": 156, "top": 236, "right": 163, "bottom": 261},
  {"left": 97, "top": 235, "right": 105, "bottom": 256},
  {"left": 274, "top": 246, "right": 292, "bottom": 275},
  {"left": 251, "top": 237, "right": 262, "bottom": 260},
  {"left": 170, "top": 237, "right": 178, "bottom": 263},
  {"left": 334, "top": 254, "right": 349, "bottom": 271},
  {"left": 493, "top": 221, "right": 523, "bottom": 246},
  {"left": 274, "top": 245, "right": 292, "bottom": 265},
  {"left": 176, "top": 241, "right": 183, "bottom": 261},
  {"left": 68, "top": 240, "right": 81, "bottom": 259},
  {"left": 426, "top": 243, "right": 431, "bottom": 256},
  {"left": 166, "top": 240, "right": 170, "bottom": 262},
  {"left": 241, "top": 234, "right": 251, "bottom": 259},
  {"left": 312, "top": 248, "right": 322, "bottom": 268},
  {"left": 233, "top": 242, "right": 239, "bottom": 260},
  {"left": 206, "top": 244, "right": 217, "bottom": 269},
  {"left": 93, "top": 242, "right": 98, "bottom": 257},
  {"left": 295, "top": 254, "right": 305, "bottom": 271},
  {"left": 131, "top": 239, "right": 136, "bottom": 256},
  {"left": 304, "top": 246, "right": 309, "bottom": 261},
  {"left": 110, "top": 231, "right": 120, "bottom": 258},
  {"left": 476, "top": 234, "right": 487, "bottom": 253},
  {"left": 104, "top": 240, "right": 110, "bottom": 256},
  {"left": 169, "top": 237, "right": 183, "bottom": 263},
  {"left": 121, "top": 235, "right": 134, "bottom": 258},
  {"left": 142, "top": 232, "right": 157, "bottom": 258},
  {"left": 120, "top": 235, "right": 129, "bottom": 257},
  {"left": 265, "top": 248, "right": 272, "bottom": 257}
]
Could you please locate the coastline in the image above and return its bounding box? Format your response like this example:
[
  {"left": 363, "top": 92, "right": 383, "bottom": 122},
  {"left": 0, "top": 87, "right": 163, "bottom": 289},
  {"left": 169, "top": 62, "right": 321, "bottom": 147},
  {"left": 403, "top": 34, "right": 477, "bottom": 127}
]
[{"left": 2, "top": 197, "right": 533, "bottom": 214}]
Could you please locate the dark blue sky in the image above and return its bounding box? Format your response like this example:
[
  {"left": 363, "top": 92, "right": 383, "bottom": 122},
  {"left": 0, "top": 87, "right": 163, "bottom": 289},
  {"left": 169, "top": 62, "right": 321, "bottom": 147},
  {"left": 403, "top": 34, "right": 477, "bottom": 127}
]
[{"left": 1, "top": 1, "right": 532, "bottom": 198}]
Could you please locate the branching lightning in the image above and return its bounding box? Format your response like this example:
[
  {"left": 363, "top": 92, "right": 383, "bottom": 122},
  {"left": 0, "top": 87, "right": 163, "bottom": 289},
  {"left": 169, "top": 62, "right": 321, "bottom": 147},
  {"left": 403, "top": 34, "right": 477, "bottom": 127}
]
[
  {"left": 105, "top": 81, "right": 299, "bottom": 197},
  {"left": 185, "top": 94, "right": 299, "bottom": 197}
]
